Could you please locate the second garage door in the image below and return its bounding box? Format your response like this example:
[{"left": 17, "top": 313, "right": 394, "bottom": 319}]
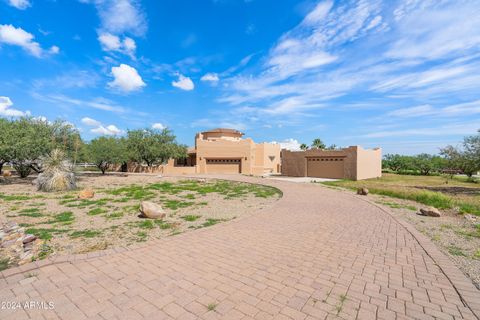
[
  {"left": 206, "top": 159, "right": 241, "bottom": 174},
  {"left": 307, "top": 157, "right": 345, "bottom": 179}
]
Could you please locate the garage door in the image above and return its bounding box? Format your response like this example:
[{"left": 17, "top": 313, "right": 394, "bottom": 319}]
[
  {"left": 307, "top": 157, "right": 345, "bottom": 179},
  {"left": 206, "top": 159, "right": 241, "bottom": 174}
]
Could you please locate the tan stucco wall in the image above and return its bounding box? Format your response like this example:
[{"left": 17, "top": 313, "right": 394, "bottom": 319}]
[
  {"left": 281, "top": 146, "right": 381, "bottom": 180},
  {"left": 356, "top": 147, "right": 382, "bottom": 180},
  {"left": 194, "top": 133, "right": 280, "bottom": 176},
  {"left": 162, "top": 159, "right": 197, "bottom": 175},
  {"left": 254, "top": 143, "right": 281, "bottom": 174}
]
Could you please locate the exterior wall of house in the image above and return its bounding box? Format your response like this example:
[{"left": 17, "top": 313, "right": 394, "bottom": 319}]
[
  {"left": 356, "top": 147, "right": 382, "bottom": 180},
  {"left": 195, "top": 133, "right": 255, "bottom": 174},
  {"left": 253, "top": 143, "right": 281, "bottom": 175},
  {"left": 281, "top": 146, "right": 381, "bottom": 180},
  {"left": 162, "top": 159, "right": 197, "bottom": 175}
]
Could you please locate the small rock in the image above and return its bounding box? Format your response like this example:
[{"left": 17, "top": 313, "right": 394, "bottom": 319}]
[
  {"left": 418, "top": 207, "right": 441, "bottom": 217},
  {"left": 23, "top": 242, "right": 33, "bottom": 252},
  {"left": 78, "top": 189, "right": 95, "bottom": 199},
  {"left": 22, "top": 234, "right": 37, "bottom": 244},
  {"left": 197, "top": 178, "right": 207, "bottom": 184},
  {"left": 464, "top": 214, "right": 478, "bottom": 223},
  {"left": 357, "top": 187, "right": 369, "bottom": 196},
  {"left": 139, "top": 201, "right": 166, "bottom": 219}
]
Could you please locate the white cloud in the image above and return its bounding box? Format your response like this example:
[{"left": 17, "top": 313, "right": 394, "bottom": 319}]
[
  {"left": 152, "top": 123, "right": 165, "bottom": 130},
  {"left": 387, "top": 1, "right": 480, "bottom": 60},
  {"left": 91, "top": 124, "right": 123, "bottom": 136},
  {"left": 80, "top": 115, "right": 123, "bottom": 135},
  {"left": 6, "top": 0, "right": 30, "bottom": 10},
  {"left": 98, "top": 33, "right": 121, "bottom": 51},
  {"left": 200, "top": 73, "right": 219, "bottom": 83},
  {"left": 172, "top": 74, "right": 194, "bottom": 91},
  {"left": 81, "top": 0, "right": 146, "bottom": 36},
  {"left": 0, "top": 96, "right": 30, "bottom": 117},
  {"left": 271, "top": 138, "right": 301, "bottom": 151},
  {"left": 108, "top": 64, "right": 146, "bottom": 92},
  {"left": 98, "top": 33, "right": 136, "bottom": 57},
  {"left": 122, "top": 37, "right": 136, "bottom": 57},
  {"left": 81, "top": 117, "right": 102, "bottom": 127},
  {"left": 386, "top": 100, "right": 480, "bottom": 119},
  {"left": 0, "top": 24, "right": 58, "bottom": 57},
  {"left": 49, "top": 46, "right": 60, "bottom": 54}
]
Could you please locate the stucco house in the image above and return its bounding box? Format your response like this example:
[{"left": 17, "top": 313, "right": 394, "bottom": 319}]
[
  {"left": 281, "top": 146, "right": 382, "bottom": 180},
  {"left": 163, "top": 128, "right": 281, "bottom": 175},
  {"left": 132, "top": 128, "right": 381, "bottom": 180}
]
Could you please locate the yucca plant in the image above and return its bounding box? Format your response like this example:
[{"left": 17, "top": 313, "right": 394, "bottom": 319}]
[{"left": 35, "top": 149, "right": 77, "bottom": 192}]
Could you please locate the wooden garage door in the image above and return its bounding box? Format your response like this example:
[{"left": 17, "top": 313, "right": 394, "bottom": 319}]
[
  {"left": 307, "top": 157, "right": 345, "bottom": 179},
  {"left": 206, "top": 159, "right": 241, "bottom": 174}
]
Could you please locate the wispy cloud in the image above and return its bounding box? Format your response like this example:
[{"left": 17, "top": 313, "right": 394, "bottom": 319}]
[
  {"left": 80, "top": 0, "right": 147, "bottom": 36},
  {"left": 213, "top": 0, "right": 480, "bottom": 137},
  {"left": 6, "top": 0, "right": 31, "bottom": 10},
  {"left": 32, "top": 93, "right": 127, "bottom": 113}
]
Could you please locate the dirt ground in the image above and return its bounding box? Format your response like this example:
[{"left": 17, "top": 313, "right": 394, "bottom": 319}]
[
  {"left": 370, "top": 194, "right": 480, "bottom": 289},
  {"left": 0, "top": 174, "right": 281, "bottom": 262}
]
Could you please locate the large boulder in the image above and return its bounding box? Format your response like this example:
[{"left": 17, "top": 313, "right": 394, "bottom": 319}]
[
  {"left": 78, "top": 189, "right": 95, "bottom": 199},
  {"left": 357, "top": 187, "right": 369, "bottom": 196},
  {"left": 418, "top": 207, "right": 441, "bottom": 217},
  {"left": 139, "top": 201, "right": 166, "bottom": 219}
]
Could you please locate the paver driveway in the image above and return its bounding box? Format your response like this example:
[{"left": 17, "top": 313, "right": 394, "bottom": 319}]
[{"left": 1, "top": 175, "right": 479, "bottom": 320}]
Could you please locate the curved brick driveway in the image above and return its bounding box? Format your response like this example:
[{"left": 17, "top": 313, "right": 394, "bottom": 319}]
[{"left": 1, "top": 176, "right": 479, "bottom": 320}]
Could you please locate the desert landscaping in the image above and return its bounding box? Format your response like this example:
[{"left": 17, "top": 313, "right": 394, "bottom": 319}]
[{"left": 0, "top": 174, "right": 281, "bottom": 270}]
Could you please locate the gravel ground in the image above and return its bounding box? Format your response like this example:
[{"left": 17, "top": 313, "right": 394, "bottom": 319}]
[{"left": 0, "top": 174, "right": 281, "bottom": 260}]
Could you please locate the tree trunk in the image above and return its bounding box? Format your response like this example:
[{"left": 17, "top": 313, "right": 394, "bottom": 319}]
[
  {"left": 97, "top": 162, "right": 108, "bottom": 175},
  {"left": 0, "top": 161, "right": 4, "bottom": 175}
]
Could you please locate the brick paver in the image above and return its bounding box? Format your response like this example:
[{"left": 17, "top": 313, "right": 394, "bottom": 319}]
[{"left": 1, "top": 175, "right": 479, "bottom": 319}]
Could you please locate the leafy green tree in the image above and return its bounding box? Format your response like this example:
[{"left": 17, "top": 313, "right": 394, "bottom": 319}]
[
  {"left": 441, "top": 130, "right": 480, "bottom": 177},
  {"left": 0, "top": 118, "right": 13, "bottom": 174},
  {"left": 311, "top": 138, "right": 326, "bottom": 149},
  {"left": 410, "top": 154, "right": 445, "bottom": 175},
  {"left": 9, "top": 118, "right": 53, "bottom": 177},
  {"left": 126, "top": 128, "right": 187, "bottom": 167},
  {"left": 6, "top": 118, "right": 81, "bottom": 177},
  {"left": 300, "top": 143, "right": 309, "bottom": 151},
  {"left": 382, "top": 154, "right": 411, "bottom": 172},
  {"left": 87, "top": 137, "right": 127, "bottom": 174}
]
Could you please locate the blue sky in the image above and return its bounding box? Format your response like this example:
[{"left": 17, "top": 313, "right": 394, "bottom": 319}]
[{"left": 1, "top": 0, "right": 479, "bottom": 155}]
